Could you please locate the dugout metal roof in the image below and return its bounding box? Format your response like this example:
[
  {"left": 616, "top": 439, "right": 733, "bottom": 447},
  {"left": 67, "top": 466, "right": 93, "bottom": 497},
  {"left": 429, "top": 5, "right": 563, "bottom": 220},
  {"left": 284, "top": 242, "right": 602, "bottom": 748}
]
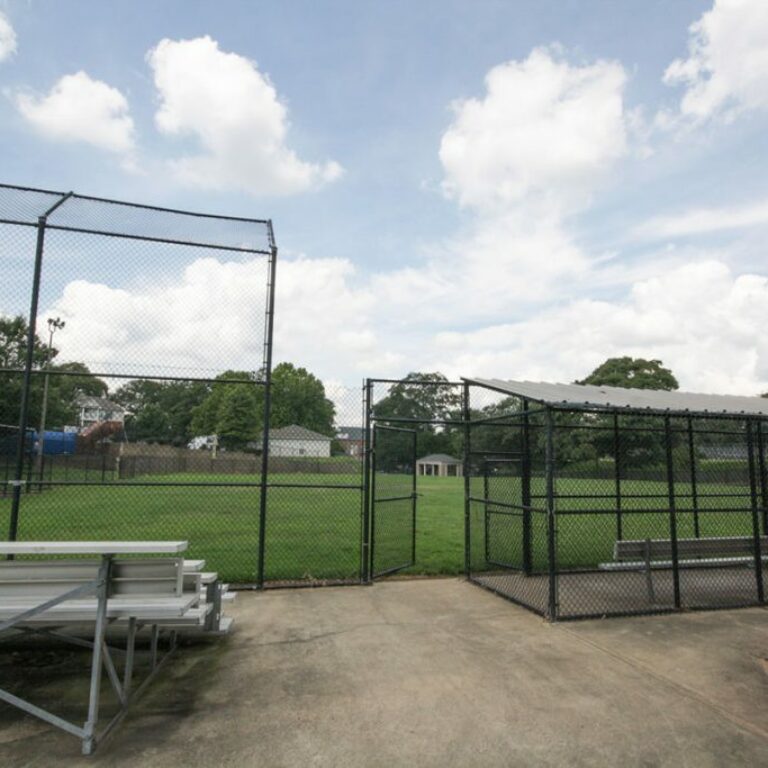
[{"left": 463, "top": 378, "right": 768, "bottom": 417}]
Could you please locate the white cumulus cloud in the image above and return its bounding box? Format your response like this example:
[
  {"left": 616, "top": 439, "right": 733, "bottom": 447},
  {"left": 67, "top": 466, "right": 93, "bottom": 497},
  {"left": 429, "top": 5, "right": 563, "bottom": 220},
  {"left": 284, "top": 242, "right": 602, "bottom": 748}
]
[
  {"left": 0, "top": 12, "right": 16, "bottom": 61},
  {"left": 664, "top": 0, "right": 768, "bottom": 123},
  {"left": 440, "top": 46, "right": 627, "bottom": 215},
  {"left": 429, "top": 260, "right": 768, "bottom": 395},
  {"left": 46, "top": 252, "right": 378, "bottom": 386},
  {"left": 147, "top": 36, "right": 342, "bottom": 196},
  {"left": 15, "top": 71, "right": 135, "bottom": 155}
]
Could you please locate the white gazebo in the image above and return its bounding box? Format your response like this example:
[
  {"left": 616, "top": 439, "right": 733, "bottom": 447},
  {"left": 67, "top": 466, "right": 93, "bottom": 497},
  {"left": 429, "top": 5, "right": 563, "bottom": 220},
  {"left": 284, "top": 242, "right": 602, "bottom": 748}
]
[{"left": 416, "top": 453, "right": 463, "bottom": 477}]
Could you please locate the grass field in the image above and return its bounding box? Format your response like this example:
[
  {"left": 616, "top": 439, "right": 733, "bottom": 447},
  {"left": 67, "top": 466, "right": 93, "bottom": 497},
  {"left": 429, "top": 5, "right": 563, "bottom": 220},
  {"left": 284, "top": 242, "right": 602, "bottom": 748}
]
[{"left": 0, "top": 473, "right": 758, "bottom": 582}]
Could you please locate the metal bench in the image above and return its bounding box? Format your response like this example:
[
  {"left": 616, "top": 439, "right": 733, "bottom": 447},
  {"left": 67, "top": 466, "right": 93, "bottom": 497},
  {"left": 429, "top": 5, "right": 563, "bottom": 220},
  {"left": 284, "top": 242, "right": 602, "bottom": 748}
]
[
  {"left": 0, "top": 541, "right": 192, "bottom": 755},
  {"left": 599, "top": 536, "right": 768, "bottom": 603}
]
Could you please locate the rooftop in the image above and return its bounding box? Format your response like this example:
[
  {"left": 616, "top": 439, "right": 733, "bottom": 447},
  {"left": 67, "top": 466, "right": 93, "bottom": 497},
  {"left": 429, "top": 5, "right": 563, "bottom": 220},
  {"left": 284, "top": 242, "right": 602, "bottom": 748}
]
[
  {"left": 270, "top": 425, "right": 332, "bottom": 441},
  {"left": 417, "top": 453, "right": 461, "bottom": 464},
  {"left": 464, "top": 378, "right": 768, "bottom": 418}
]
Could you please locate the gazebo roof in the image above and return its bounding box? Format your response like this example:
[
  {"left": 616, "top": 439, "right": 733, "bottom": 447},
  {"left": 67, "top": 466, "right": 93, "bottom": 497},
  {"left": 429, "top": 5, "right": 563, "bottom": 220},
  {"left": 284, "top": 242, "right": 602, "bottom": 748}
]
[{"left": 417, "top": 453, "right": 461, "bottom": 464}]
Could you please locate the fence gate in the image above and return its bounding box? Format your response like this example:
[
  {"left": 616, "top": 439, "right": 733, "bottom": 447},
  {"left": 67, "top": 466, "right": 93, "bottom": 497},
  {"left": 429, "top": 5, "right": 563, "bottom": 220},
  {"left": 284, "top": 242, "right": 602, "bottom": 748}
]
[
  {"left": 371, "top": 425, "right": 417, "bottom": 577},
  {"left": 483, "top": 455, "right": 532, "bottom": 575}
]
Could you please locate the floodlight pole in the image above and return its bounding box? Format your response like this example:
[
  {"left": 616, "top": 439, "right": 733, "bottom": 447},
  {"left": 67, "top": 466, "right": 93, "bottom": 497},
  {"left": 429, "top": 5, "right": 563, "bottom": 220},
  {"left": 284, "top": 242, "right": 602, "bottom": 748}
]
[{"left": 36, "top": 317, "right": 65, "bottom": 485}]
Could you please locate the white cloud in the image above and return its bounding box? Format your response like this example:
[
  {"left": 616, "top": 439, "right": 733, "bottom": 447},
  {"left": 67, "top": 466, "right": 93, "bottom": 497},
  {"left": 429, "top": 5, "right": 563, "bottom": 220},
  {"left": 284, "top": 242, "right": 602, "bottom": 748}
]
[
  {"left": 46, "top": 253, "right": 380, "bottom": 386},
  {"left": 664, "top": 0, "right": 768, "bottom": 122},
  {"left": 147, "top": 36, "right": 342, "bottom": 196},
  {"left": 634, "top": 198, "right": 768, "bottom": 240},
  {"left": 440, "top": 46, "right": 627, "bottom": 215},
  {"left": 15, "top": 71, "right": 135, "bottom": 155},
  {"left": 429, "top": 260, "right": 768, "bottom": 395},
  {"left": 374, "top": 48, "right": 628, "bottom": 323},
  {"left": 0, "top": 12, "right": 16, "bottom": 61}
]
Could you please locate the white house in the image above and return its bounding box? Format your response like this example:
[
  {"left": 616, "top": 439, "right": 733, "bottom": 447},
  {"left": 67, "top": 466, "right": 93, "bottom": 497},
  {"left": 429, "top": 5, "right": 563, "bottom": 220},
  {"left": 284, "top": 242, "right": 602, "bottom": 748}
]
[
  {"left": 75, "top": 395, "right": 126, "bottom": 430},
  {"left": 269, "top": 425, "right": 332, "bottom": 458}
]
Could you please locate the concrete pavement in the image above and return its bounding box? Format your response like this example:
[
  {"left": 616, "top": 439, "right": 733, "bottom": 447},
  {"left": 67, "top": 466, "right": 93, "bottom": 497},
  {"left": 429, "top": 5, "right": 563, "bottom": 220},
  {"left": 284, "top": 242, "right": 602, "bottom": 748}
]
[{"left": 1, "top": 578, "right": 767, "bottom": 766}]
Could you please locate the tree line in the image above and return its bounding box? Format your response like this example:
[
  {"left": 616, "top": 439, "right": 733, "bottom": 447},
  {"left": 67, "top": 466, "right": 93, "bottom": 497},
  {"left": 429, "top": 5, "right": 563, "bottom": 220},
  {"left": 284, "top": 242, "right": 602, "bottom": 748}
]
[{"left": 0, "top": 316, "right": 335, "bottom": 452}]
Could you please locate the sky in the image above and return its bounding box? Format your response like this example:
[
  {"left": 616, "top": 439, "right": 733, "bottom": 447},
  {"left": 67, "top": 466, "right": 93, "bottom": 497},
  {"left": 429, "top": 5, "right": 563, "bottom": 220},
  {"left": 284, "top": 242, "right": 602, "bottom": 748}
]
[{"left": 2, "top": 0, "right": 768, "bottom": 409}]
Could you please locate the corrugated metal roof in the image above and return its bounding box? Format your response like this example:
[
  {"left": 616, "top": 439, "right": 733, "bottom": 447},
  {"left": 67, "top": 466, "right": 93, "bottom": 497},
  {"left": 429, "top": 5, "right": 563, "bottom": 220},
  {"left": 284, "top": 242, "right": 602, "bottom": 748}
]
[{"left": 463, "top": 378, "right": 768, "bottom": 417}]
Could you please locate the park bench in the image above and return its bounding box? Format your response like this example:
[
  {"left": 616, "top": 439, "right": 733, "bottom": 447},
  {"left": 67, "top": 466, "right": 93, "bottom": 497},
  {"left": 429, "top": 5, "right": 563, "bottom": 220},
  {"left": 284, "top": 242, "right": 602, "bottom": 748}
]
[
  {"left": 599, "top": 535, "right": 768, "bottom": 603},
  {"left": 0, "top": 541, "right": 234, "bottom": 755}
]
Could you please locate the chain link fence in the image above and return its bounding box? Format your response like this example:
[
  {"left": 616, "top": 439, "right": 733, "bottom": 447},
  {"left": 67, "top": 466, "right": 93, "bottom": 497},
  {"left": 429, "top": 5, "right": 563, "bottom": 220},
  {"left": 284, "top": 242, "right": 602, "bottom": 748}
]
[
  {"left": 0, "top": 183, "right": 276, "bottom": 585},
  {"left": 465, "top": 382, "right": 768, "bottom": 620}
]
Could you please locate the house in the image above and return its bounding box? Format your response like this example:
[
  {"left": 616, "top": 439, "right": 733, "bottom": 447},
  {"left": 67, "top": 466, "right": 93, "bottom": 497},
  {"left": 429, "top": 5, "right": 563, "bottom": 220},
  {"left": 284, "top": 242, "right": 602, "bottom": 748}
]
[
  {"left": 335, "top": 426, "right": 364, "bottom": 457},
  {"left": 416, "top": 453, "right": 463, "bottom": 477},
  {"left": 270, "top": 425, "right": 332, "bottom": 458},
  {"left": 75, "top": 395, "right": 126, "bottom": 431}
]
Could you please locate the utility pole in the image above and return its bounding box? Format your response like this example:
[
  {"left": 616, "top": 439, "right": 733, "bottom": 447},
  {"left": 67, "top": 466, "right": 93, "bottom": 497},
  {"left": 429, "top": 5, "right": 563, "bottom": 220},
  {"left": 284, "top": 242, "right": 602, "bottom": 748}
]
[{"left": 36, "top": 317, "right": 65, "bottom": 482}]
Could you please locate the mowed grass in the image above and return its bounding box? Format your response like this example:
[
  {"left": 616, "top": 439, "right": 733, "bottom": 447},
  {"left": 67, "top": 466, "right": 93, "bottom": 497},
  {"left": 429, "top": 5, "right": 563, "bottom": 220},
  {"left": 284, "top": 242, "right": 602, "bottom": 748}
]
[{"left": 0, "top": 472, "right": 757, "bottom": 582}]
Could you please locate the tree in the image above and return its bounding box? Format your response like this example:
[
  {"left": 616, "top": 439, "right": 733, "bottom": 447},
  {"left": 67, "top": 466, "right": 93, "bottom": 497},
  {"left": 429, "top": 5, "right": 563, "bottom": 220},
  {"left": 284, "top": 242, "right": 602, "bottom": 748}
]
[
  {"left": 189, "top": 371, "right": 262, "bottom": 450},
  {"left": 374, "top": 372, "right": 461, "bottom": 465},
  {"left": 114, "top": 379, "right": 209, "bottom": 444},
  {"left": 576, "top": 357, "right": 680, "bottom": 470},
  {"left": 216, "top": 385, "right": 261, "bottom": 450},
  {"left": 270, "top": 363, "right": 335, "bottom": 435},
  {"left": 578, "top": 357, "right": 679, "bottom": 391},
  {"left": 0, "top": 315, "right": 107, "bottom": 430}
]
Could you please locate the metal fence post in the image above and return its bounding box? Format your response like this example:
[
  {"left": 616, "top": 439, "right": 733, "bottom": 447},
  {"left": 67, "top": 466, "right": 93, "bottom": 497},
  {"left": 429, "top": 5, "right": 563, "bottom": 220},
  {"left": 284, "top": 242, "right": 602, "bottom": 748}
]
[
  {"left": 361, "top": 379, "right": 373, "bottom": 583},
  {"left": 9, "top": 192, "right": 72, "bottom": 544},
  {"left": 462, "top": 382, "right": 471, "bottom": 578},
  {"left": 687, "top": 416, "right": 700, "bottom": 538},
  {"left": 545, "top": 407, "right": 557, "bottom": 620},
  {"left": 664, "top": 415, "right": 681, "bottom": 609},
  {"left": 256, "top": 230, "right": 278, "bottom": 588},
  {"left": 757, "top": 422, "right": 768, "bottom": 535},
  {"left": 746, "top": 420, "right": 764, "bottom": 603},
  {"left": 612, "top": 413, "right": 623, "bottom": 542},
  {"left": 522, "top": 400, "right": 532, "bottom": 575}
]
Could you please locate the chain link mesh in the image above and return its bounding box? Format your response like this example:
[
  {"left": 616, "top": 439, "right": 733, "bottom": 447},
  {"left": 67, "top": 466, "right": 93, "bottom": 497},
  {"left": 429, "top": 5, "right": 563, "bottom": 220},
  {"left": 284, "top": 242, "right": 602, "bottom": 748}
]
[{"left": 466, "top": 381, "right": 767, "bottom": 620}]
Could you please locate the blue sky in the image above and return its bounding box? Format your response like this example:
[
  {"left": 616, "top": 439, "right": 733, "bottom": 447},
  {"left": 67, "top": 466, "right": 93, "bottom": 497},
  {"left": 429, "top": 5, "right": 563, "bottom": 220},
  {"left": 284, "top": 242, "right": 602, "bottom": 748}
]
[{"left": 1, "top": 0, "right": 768, "bottom": 404}]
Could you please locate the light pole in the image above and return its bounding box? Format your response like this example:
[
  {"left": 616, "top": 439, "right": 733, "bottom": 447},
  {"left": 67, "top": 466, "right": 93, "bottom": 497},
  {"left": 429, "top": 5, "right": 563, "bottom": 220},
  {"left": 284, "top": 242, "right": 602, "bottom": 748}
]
[{"left": 36, "top": 317, "right": 65, "bottom": 482}]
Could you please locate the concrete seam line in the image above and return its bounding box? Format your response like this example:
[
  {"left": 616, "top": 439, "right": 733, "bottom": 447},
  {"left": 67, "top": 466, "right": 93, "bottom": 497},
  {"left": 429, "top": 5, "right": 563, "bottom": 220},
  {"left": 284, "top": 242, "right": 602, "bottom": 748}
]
[{"left": 555, "top": 625, "right": 768, "bottom": 744}]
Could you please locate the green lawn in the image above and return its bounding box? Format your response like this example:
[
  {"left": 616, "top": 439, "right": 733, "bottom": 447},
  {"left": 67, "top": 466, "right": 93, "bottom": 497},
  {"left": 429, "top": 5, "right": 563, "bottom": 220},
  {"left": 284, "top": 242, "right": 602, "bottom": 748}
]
[{"left": 0, "top": 473, "right": 757, "bottom": 583}]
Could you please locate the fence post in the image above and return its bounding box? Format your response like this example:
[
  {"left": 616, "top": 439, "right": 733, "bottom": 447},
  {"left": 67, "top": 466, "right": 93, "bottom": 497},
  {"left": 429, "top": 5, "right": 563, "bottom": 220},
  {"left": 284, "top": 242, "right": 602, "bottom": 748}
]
[
  {"left": 757, "top": 422, "right": 768, "bottom": 535},
  {"left": 746, "top": 420, "right": 764, "bottom": 603},
  {"left": 361, "top": 379, "right": 373, "bottom": 583},
  {"left": 522, "top": 400, "right": 532, "bottom": 575},
  {"left": 256, "top": 232, "right": 278, "bottom": 588},
  {"left": 613, "top": 413, "right": 622, "bottom": 541},
  {"left": 664, "top": 415, "right": 681, "bottom": 609},
  {"left": 687, "top": 416, "right": 700, "bottom": 538},
  {"left": 462, "top": 382, "right": 472, "bottom": 578},
  {"left": 8, "top": 192, "right": 71, "bottom": 545},
  {"left": 545, "top": 407, "right": 557, "bottom": 620}
]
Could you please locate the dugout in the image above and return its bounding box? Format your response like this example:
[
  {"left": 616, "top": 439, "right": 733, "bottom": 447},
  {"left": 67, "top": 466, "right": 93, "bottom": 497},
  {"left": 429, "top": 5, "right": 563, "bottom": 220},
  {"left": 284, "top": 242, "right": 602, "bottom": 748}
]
[{"left": 463, "top": 378, "right": 768, "bottom": 620}]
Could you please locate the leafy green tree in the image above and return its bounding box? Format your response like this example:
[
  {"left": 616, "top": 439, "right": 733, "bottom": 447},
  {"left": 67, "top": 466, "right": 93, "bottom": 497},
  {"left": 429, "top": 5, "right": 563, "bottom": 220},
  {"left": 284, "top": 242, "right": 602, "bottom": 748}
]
[
  {"left": 576, "top": 357, "right": 680, "bottom": 470},
  {"left": 270, "top": 363, "right": 335, "bottom": 435},
  {"left": 0, "top": 315, "right": 107, "bottom": 430},
  {"left": 577, "top": 357, "right": 679, "bottom": 391},
  {"left": 374, "top": 372, "right": 461, "bottom": 466},
  {"left": 189, "top": 371, "right": 256, "bottom": 435},
  {"left": 216, "top": 385, "right": 262, "bottom": 450},
  {"left": 115, "top": 379, "right": 209, "bottom": 444}
]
